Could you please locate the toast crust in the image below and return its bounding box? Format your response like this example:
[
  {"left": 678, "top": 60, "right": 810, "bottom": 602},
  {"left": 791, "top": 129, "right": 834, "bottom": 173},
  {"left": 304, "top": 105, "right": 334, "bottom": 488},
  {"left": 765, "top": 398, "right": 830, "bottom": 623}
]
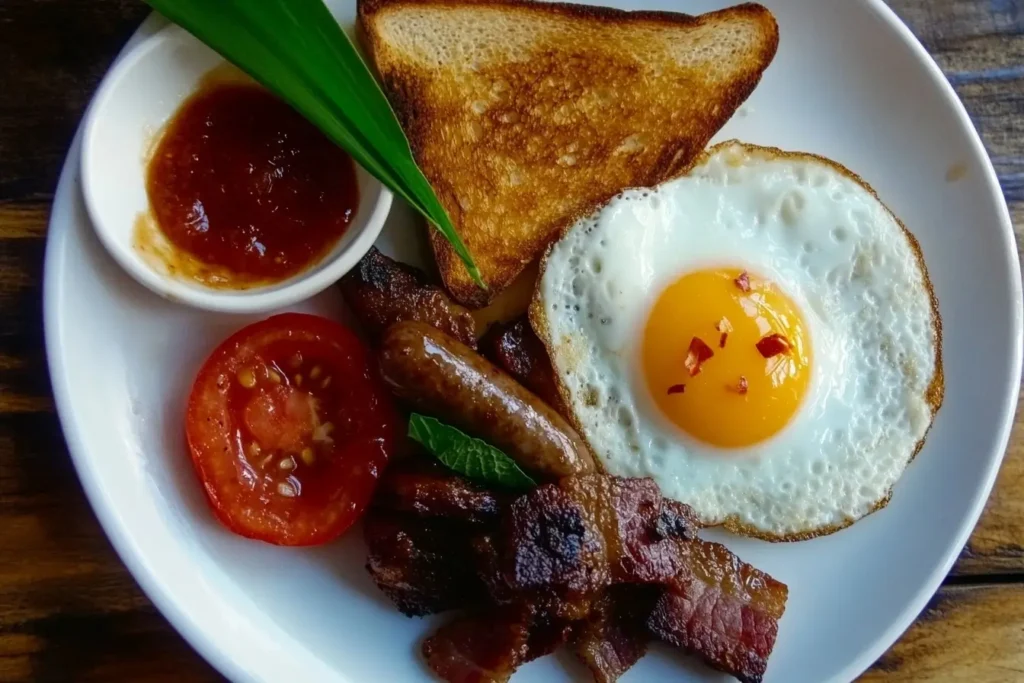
[{"left": 359, "top": 0, "right": 779, "bottom": 306}]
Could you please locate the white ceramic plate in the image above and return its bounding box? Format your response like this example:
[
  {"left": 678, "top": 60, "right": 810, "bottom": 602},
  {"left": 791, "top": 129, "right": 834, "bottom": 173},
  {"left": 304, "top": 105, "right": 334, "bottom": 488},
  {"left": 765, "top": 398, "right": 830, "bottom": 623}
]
[{"left": 44, "top": 2, "right": 1022, "bottom": 682}]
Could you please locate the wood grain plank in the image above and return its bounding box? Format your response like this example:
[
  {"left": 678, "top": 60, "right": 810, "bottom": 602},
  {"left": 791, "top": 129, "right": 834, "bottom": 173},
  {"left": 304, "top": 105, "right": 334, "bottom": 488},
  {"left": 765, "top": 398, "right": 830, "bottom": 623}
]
[
  {"left": 863, "top": 583, "right": 1024, "bottom": 681},
  {"left": 0, "top": 1, "right": 149, "bottom": 202},
  {"left": 0, "top": 202, "right": 53, "bottom": 414},
  {"left": 955, "top": 413, "right": 1024, "bottom": 575},
  {"left": 0, "top": 405, "right": 222, "bottom": 680},
  {"left": 0, "top": 1, "right": 1021, "bottom": 682}
]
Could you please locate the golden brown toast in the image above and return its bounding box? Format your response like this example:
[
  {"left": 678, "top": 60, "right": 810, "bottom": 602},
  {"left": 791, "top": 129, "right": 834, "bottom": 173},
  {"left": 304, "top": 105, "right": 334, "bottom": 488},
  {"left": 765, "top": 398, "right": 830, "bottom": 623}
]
[{"left": 358, "top": 0, "right": 779, "bottom": 306}]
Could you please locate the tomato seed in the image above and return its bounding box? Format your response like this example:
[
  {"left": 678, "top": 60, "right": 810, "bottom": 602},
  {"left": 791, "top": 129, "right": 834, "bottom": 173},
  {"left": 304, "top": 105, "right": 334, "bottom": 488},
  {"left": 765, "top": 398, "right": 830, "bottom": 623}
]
[
  {"left": 237, "top": 368, "right": 257, "bottom": 389},
  {"left": 309, "top": 366, "right": 322, "bottom": 380},
  {"left": 294, "top": 374, "right": 303, "bottom": 387},
  {"left": 321, "top": 376, "right": 332, "bottom": 389},
  {"left": 279, "top": 457, "right": 296, "bottom": 471},
  {"left": 300, "top": 448, "right": 315, "bottom": 466},
  {"left": 268, "top": 370, "right": 282, "bottom": 384},
  {"left": 313, "top": 422, "right": 333, "bottom": 444},
  {"left": 277, "top": 482, "right": 297, "bottom": 497},
  {"left": 290, "top": 353, "right": 303, "bottom": 369}
]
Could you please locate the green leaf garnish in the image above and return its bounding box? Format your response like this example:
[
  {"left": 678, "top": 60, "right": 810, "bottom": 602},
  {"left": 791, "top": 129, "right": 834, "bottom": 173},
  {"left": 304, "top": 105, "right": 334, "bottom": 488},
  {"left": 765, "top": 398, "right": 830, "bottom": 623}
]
[
  {"left": 144, "top": 0, "right": 484, "bottom": 287},
  {"left": 408, "top": 414, "right": 536, "bottom": 490}
]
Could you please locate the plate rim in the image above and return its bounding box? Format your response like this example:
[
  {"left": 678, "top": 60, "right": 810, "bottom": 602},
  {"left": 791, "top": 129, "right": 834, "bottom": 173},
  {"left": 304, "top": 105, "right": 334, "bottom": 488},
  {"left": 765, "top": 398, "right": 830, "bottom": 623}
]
[
  {"left": 42, "top": 2, "right": 1023, "bottom": 682},
  {"left": 829, "top": 0, "right": 1022, "bottom": 677}
]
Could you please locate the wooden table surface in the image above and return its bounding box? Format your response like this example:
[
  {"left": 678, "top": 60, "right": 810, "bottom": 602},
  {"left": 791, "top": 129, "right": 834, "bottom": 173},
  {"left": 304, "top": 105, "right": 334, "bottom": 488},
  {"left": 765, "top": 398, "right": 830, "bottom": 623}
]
[{"left": 1, "top": 1, "right": 1022, "bottom": 681}]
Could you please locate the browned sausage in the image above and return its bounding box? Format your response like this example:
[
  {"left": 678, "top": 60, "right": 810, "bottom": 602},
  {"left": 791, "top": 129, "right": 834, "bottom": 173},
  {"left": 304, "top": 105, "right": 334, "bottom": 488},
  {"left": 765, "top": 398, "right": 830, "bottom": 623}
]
[
  {"left": 378, "top": 321, "right": 595, "bottom": 480},
  {"left": 479, "top": 316, "right": 566, "bottom": 416}
]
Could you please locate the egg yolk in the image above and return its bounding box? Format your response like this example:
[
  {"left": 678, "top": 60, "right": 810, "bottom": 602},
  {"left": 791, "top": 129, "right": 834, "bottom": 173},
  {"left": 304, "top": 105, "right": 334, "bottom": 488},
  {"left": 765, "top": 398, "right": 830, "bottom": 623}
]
[{"left": 642, "top": 268, "right": 812, "bottom": 448}]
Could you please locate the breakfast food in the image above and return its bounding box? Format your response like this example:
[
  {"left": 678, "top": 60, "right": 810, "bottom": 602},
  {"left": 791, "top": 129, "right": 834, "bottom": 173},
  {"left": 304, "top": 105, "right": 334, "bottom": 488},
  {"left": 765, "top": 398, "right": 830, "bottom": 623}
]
[
  {"left": 155, "top": 0, "right": 957, "bottom": 679},
  {"left": 185, "top": 313, "right": 398, "bottom": 545},
  {"left": 366, "top": 470, "right": 788, "bottom": 683},
  {"left": 479, "top": 316, "right": 564, "bottom": 413},
  {"left": 339, "top": 246, "right": 479, "bottom": 347},
  {"left": 532, "top": 141, "right": 944, "bottom": 540},
  {"left": 378, "top": 321, "right": 594, "bottom": 479},
  {"left": 143, "top": 80, "right": 359, "bottom": 288},
  {"left": 358, "top": 0, "right": 779, "bottom": 306}
]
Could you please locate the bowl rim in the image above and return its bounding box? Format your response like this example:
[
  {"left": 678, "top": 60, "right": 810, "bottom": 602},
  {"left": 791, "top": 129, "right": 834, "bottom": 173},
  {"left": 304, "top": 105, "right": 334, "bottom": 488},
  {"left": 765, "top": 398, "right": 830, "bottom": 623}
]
[{"left": 79, "top": 22, "right": 393, "bottom": 315}]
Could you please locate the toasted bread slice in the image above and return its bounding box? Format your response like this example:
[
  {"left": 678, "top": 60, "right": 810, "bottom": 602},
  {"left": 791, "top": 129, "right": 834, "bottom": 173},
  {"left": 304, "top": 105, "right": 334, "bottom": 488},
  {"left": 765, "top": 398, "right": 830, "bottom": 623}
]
[{"left": 359, "top": 0, "right": 779, "bottom": 306}]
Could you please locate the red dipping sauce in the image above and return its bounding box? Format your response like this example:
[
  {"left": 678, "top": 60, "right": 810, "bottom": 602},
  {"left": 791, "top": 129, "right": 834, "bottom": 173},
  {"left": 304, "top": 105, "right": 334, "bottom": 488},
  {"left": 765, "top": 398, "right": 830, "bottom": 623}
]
[{"left": 145, "top": 82, "right": 359, "bottom": 287}]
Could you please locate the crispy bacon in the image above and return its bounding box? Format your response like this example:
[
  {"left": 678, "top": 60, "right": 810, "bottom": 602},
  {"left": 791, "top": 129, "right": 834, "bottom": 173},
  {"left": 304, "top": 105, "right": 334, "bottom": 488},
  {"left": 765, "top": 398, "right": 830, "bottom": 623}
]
[
  {"left": 474, "top": 531, "right": 597, "bottom": 622},
  {"left": 501, "top": 476, "right": 700, "bottom": 595},
  {"left": 423, "top": 605, "right": 532, "bottom": 683},
  {"left": 498, "top": 475, "right": 785, "bottom": 683},
  {"left": 666, "top": 383, "right": 686, "bottom": 395},
  {"left": 571, "top": 586, "right": 660, "bottom": 683},
  {"left": 648, "top": 540, "right": 788, "bottom": 683},
  {"left": 471, "top": 534, "right": 518, "bottom": 606},
  {"left": 339, "top": 247, "right": 478, "bottom": 347},
  {"left": 423, "top": 603, "right": 572, "bottom": 683},
  {"left": 364, "top": 513, "right": 486, "bottom": 616},
  {"left": 756, "top": 333, "right": 791, "bottom": 358},
  {"left": 684, "top": 337, "right": 715, "bottom": 376},
  {"left": 375, "top": 461, "right": 504, "bottom": 525},
  {"left": 370, "top": 473, "right": 787, "bottom": 683},
  {"left": 734, "top": 271, "right": 751, "bottom": 292}
]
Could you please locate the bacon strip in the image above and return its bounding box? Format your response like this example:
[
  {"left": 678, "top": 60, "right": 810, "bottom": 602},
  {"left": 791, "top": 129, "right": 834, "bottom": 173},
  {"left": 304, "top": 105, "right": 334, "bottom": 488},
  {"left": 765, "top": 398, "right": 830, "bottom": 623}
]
[
  {"left": 364, "top": 513, "right": 486, "bottom": 616},
  {"left": 423, "top": 606, "right": 532, "bottom": 683},
  {"left": 339, "top": 247, "right": 478, "bottom": 347},
  {"left": 501, "top": 476, "right": 700, "bottom": 597},
  {"left": 648, "top": 540, "right": 788, "bottom": 683},
  {"left": 423, "top": 603, "right": 571, "bottom": 683},
  {"left": 373, "top": 474, "right": 787, "bottom": 683},
  {"left": 571, "top": 586, "right": 660, "bottom": 683},
  {"left": 498, "top": 475, "right": 786, "bottom": 683},
  {"left": 374, "top": 461, "right": 504, "bottom": 525}
]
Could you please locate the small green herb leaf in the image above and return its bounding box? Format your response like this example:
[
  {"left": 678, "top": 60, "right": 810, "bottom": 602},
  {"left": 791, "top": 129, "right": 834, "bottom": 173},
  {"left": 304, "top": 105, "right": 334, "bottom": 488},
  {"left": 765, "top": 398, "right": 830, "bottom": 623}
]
[
  {"left": 408, "top": 414, "right": 536, "bottom": 490},
  {"left": 144, "top": 0, "right": 483, "bottom": 287}
]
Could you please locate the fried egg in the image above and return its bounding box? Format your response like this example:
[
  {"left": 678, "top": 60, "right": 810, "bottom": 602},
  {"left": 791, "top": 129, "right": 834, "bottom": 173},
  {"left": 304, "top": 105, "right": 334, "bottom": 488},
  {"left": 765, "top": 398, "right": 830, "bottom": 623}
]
[{"left": 532, "top": 141, "right": 943, "bottom": 540}]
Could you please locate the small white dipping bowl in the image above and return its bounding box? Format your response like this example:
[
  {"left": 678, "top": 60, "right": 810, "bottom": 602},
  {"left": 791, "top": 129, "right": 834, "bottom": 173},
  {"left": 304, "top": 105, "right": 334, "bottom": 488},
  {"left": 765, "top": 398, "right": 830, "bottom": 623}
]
[{"left": 81, "top": 24, "right": 392, "bottom": 314}]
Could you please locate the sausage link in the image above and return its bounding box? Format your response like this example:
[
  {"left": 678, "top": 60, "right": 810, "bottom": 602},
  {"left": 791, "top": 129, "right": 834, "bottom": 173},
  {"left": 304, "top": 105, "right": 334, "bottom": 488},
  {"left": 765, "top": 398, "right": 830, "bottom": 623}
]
[{"left": 379, "top": 321, "right": 595, "bottom": 480}]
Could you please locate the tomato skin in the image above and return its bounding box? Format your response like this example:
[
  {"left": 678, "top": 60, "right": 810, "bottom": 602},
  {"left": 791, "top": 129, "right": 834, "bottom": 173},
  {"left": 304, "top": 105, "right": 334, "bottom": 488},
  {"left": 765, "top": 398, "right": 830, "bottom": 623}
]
[{"left": 186, "top": 313, "right": 398, "bottom": 546}]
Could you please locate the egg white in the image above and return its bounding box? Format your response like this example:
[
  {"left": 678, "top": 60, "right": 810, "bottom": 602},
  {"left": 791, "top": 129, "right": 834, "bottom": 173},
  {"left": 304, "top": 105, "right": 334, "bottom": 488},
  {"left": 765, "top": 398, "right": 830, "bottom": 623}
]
[{"left": 532, "top": 141, "right": 942, "bottom": 540}]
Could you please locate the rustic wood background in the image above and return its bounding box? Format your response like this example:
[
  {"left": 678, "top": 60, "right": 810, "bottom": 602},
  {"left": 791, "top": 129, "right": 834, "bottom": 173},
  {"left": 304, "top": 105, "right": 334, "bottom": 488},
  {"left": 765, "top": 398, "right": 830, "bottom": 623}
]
[{"left": 0, "top": 1, "right": 1021, "bottom": 681}]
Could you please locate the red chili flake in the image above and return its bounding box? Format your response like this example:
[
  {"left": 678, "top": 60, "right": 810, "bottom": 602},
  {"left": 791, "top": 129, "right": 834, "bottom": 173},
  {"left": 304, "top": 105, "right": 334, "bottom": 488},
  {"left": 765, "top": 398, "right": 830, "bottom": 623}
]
[
  {"left": 684, "top": 337, "right": 715, "bottom": 376},
  {"left": 756, "top": 333, "right": 791, "bottom": 358},
  {"left": 719, "top": 332, "right": 729, "bottom": 349},
  {"left": 734, "top": 271, "right": 751, "bottom": 292},
  {"left": 666, "top": 384, "right": 686, "bottom": 395}
]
